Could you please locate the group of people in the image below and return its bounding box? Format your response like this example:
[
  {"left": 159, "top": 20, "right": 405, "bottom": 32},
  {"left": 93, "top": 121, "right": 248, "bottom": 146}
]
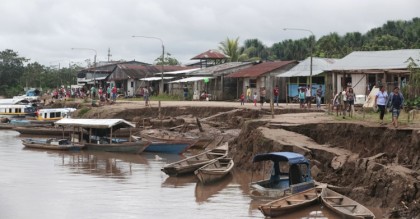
[
  {"left": 240, "top": 86, "right": 267, "bottom": 107},
  {"left": 334, "top": 85, "right": 404, "bottom": 128},
  {"left": 375, "top": 86, "right": 404, "bottom": 128},
  {"left": 298, "top": 85, "right": 323, "bottom": 109},
  {"left": 333, "top": 87, "right": 356, "bottom": 118}
]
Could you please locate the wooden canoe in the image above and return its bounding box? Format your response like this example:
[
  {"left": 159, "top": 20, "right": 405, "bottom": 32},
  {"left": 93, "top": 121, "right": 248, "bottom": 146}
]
[
  {"left": 84, "top": 139, "right": 150, "bottom": 154},
  {"left": 258, "top": 187, "right": 321, "bottom": 217},
  {"left": 21, "top": 138, "right": 84, "bottom": 151},
  {"left": 194, "top": 157, "right": 234, "bottom": 184},
  {"left": 320, "top": 187, "right": 375, "bottom": 219},
  {"left": 161, "top": 143, "right": 228, "bottom": 176}
]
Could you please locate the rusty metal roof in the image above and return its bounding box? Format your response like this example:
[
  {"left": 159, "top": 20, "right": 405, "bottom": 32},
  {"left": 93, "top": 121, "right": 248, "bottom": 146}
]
[
  {"left": 227, "top": 61, "right": 297, "bottom": 78},
  {"left": 188, "top": 62, "right": 252, "bottom": 76},
  {"left": 191, "top": 50, "right": 229, "bottom": 60},
  {"left": 118, "top": 64, "right": 193, "bottom": 79}
]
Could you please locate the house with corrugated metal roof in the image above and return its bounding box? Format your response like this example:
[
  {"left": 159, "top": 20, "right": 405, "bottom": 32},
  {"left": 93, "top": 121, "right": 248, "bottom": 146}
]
[
  {"left": 190, "top": 50, "right": 229, "bottom": 68},
  {"left": 226, "top": 61, "right": 297, "bottom": 102},
  {"left": 183, "top": 62, "right": 253, "bottom": 100},
  {"left": 277, "top": 57, "right": 337, "bottom": 103},
  {"left": 107, "top": 64, "right": 192, "bottom": 97},
  {"left": 325, "top": 49, "right": 420, "bottom": 103}
]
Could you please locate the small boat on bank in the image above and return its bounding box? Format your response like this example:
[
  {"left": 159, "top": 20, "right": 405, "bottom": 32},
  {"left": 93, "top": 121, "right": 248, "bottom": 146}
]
[
  {"left": 194, "top": 157, "right": 234, "bottom": 184},
  {"left": 21, "top": 138, "right": 84, "bottom": 151},
  {"left": 139, "top": 129, "right": 198, "bottom": 154},
  {"left": 320, "top": 187, "right": 375, "bottom": 219},
  {"left": 161, "top": 144, "right": 228, "bottom": 177},
  {"left": 249, "top": 152, "right": 315, "bottom": 199},
  {"left": 258, "top": 187, "right": 321, "bottom": 218}
]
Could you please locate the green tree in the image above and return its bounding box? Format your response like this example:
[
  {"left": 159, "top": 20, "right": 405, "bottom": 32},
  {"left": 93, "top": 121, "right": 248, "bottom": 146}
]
[
  {"left": 0, "top": 49, "right": 28, "bottom": 96},
  {"left": 219, "top": 37, "right": 240, "bottom": 62},
  {"left": 363, "top": 34, "right": 405, "bottom": 50},
  {"left": 155, "top": 52, "right": 180, "bottom": 65},
  {"left": 240, "top": 39, "right": 269, "bottom": 61}
]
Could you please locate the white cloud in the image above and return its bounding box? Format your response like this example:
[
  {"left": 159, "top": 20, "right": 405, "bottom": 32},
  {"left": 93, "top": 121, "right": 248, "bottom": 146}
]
[{"left": 0, "top": 0, "right": 418, "bottom": 67}]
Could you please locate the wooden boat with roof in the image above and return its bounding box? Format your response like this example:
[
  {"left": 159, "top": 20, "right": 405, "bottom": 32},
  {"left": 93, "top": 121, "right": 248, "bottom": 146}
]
[{"left": 55, "top": 118, "right": 150, "bottom": 154}]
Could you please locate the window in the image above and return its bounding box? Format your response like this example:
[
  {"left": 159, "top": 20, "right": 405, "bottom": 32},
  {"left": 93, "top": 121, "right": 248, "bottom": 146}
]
[
  {"left": 249, "top": 79, "right": 257, "bottom": 88},
  {"left": 131, "top": 81, "right": 134, "bottom": 88}
]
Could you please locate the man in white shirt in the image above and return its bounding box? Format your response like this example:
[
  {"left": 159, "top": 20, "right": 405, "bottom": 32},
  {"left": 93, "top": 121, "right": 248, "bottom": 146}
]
[{"left": 305, "top": 85, "right": 312, "bottom": 108}]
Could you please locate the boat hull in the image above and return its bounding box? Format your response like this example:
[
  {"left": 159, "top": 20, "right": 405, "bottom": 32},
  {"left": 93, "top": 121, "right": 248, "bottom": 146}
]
[
  {"left": 85, "top": 141, "right": 149, "bottom": 154},
  {"left": 21, "top": 138, "right": 84, "bottom": 151},
  {"left": 161, "top": 144, "right": 228, "bottom": 176},
  {"left": 320, "top": 187, "right": 375, "bottom": 219},
  {"left": 195, "top": 158, "right": 234, "bottom": 184},
  {"left": 258, "top": 187, "right": 321, "bottom": 217},
  {"left": 144, "top": 141, "right": 192, "bottom": 154}
]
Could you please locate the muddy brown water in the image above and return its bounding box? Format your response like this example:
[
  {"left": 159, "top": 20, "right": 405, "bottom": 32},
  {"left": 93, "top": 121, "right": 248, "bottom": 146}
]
[{"left": 1, "top": 130, "right": 355, "bottom": 219}]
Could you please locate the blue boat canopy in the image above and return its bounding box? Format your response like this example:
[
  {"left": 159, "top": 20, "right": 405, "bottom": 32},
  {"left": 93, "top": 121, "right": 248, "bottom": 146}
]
[{"left": 252, "top": 152, "right": 309, "bottom": 165}]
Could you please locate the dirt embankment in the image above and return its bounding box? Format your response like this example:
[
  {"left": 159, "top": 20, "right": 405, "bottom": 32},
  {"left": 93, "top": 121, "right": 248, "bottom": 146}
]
[{"left": 230, "top": 119, "right": 420, "bottom": 218}]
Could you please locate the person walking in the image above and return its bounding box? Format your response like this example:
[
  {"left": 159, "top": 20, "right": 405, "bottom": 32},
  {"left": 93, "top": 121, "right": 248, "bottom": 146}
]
[
  {"left": 144, "top": 86, "right": 150, "bottom": 106},
  {"left": 299, "top": 87, "right": 306, "bottom": 109},
  {"left": 260, "top": 87, "right": 266, "bottom": 107},
  {"left": 316, "top": 85, "right": 323, "bottom": 109},
  {"left": 246, "top": 86, "right": 252, "bottom": 102},
  {"left": 240, "top": 92, "right": 245, "bottom": 105},
  {"left": 253, "top": 92, "right": 258, "bottom": 107},
  {"left": 305, "top": 85, "right": 312, "bottom": 108},
  {"left": 341, "top": 87, "right": 347, "bottom": 118},
  {"left": 183, "top": 84, "right": 189, "bottom": 100},
  {"left": 374, "top": 85, "right": 388, "bottom": 125},
  {"left": 111, "top": 86, "right": 117, "bottom": 102},
  {"left": 273, "top": 86, "right": 279, "bottom": 107},
  {"left": 346, "top": 87, "right": 355, "bottom": 117},
  {"left": 388, "top": 86, "right": 404, "bottom": 128}
]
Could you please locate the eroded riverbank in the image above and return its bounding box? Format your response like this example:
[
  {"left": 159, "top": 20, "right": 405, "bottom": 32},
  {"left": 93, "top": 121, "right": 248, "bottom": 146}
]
[{"left": 63, "top": 101, "right": 420, "bottom": 218}]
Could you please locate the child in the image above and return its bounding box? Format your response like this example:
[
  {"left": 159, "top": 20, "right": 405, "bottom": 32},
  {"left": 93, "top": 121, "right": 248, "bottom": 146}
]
[
  {"left": 240, "top": 93, "right": 245, "bottom": 105},
  {"left": 253, "top": 92, "right": 258, "bottom": 107}
]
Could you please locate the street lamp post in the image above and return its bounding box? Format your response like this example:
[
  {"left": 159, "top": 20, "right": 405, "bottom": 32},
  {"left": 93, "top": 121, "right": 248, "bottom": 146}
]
[
  {"left": 132, "top": 35, "right": 165, "bottom": 95},
  {"left": 71, "top": 48, "right": 97, "bottom": 86},
  {"left": 283, "top": 28, "right": 315, "bottom": 90}
]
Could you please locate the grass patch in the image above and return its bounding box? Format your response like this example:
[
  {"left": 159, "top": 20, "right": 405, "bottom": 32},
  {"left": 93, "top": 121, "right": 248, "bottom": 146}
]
[
  {"left": 330, "top": 108, "right": 420, "bottom": 126},
  {"left": 78, "top": 107, "right": 90, "bottom": 117}
]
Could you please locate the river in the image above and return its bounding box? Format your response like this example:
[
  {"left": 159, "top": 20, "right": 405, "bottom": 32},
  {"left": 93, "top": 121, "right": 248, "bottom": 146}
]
[{"left": 0, "top": 129, "right": 350, "bottom": 219}]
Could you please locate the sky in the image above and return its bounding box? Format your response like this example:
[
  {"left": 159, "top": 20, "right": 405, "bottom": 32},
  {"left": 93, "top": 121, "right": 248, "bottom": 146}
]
[{"left": 0, "top": 0, "right": 419, "bottom": 68}]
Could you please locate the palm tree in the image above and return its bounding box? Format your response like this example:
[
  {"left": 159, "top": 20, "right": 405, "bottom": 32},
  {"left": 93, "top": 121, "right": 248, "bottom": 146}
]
[{"left": 219, "top": 37, "right": 240, "bottom": 62}]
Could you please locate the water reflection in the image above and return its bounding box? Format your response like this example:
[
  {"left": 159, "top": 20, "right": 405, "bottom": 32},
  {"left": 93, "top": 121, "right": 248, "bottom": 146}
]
[
  {"left": 22, "top": 148, "right": 149, "bottom": 179},
  {"left": 162, "top": 174, "right": 198, "bottom": 188},
  {"left": 195, "top": 174, "right": 233, "bottom": 203}
]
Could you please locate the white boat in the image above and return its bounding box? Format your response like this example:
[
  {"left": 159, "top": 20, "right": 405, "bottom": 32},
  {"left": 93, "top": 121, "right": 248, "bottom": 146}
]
[
  {"left": 36, "top": 108, "right": 76, "bottom": 121},
  {"left": 194, "top": 157, "right": 234, "bottom": 184},
  {"left": 0, "top": 104, "right": 36, "bottom": 118}
]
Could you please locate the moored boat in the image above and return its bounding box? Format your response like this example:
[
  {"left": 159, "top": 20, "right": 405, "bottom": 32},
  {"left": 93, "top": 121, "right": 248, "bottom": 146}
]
[
  {"left": 55, "top": 118, "right": 149, "bottom": 154},
  {"left": 249, "top": 152, "right": 315, "bottom": 199},
  {"left": 21, "top": 138, "right": 84, "bottom": 151},
  {"left": 194, "top": 157, "right": 234, "bottom": 184},
  {"left": 258, "top": 187, "right": 321, "bottom": 217},
  {"left": 320, "top": 187, "right": 375, "bottom": 219},
  {"left": 161, "top": 143, "right": 228, "bottom": 176},
  {"left": 139, "top": 129, "right": 198, "bottom": 154}
]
